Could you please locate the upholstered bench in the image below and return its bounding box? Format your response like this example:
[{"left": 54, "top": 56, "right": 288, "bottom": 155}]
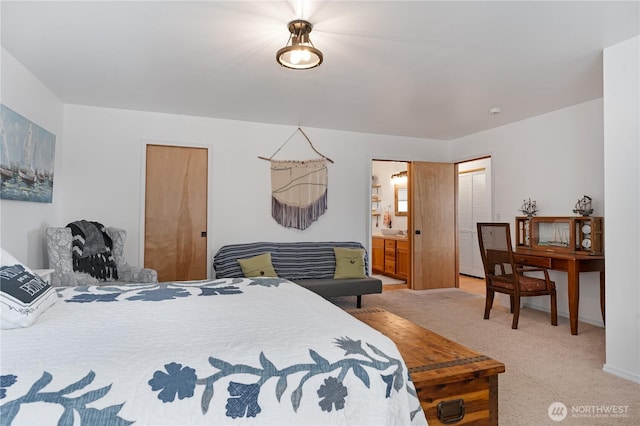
[{"left": 213, "top": 241, "right": 382, "bottom": 308}]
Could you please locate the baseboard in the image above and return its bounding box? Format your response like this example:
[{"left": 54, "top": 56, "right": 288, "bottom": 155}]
[
  {"left": 602, "top": 364, "right": 640, "bottom": 384},
  {"left": 520, "top": 300, "right": 605, "bottom": 328}
]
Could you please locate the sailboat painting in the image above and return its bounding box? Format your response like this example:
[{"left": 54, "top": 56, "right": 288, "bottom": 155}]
[{"left": 0, "top": 104, "right": 55, "bottom": 203}]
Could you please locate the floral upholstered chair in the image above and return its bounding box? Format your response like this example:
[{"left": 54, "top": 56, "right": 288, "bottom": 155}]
[{"left": 46, "top": 226, "right": 158, "bottom": 287}]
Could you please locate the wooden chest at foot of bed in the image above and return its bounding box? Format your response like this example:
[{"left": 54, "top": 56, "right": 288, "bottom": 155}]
[{"left": 350, "top": 308, "right": 505, "bottom": 425}]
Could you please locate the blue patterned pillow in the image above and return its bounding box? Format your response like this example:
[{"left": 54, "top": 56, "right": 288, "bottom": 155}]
[{"left": 1, "top": 248, "right": 59, "bottom": 329}]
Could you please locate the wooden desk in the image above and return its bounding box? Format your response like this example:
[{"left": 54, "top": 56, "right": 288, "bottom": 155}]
[{"left": 514, "top": 249, "right": 605, "bottom": 335}]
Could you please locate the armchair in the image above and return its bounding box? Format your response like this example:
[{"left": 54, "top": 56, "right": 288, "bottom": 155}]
[
  {"left": 477, "top": 222, "right": 557, "bottom": 329},
  {"left": 46, "top": 226, "right": 158, "bottom": 287}
]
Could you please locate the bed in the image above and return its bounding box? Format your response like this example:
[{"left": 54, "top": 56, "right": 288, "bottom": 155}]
[{"left": 0, "top": 273, "right": 427, "bottom": 425}]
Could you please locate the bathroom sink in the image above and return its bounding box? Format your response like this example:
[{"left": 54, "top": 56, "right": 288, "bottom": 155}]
[{"left": 380, "top": 228, "right": 404, "bottom": 236}]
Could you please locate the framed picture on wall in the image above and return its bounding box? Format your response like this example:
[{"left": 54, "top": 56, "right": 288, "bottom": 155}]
[{"left": 1, "top": 104, "right": 56, "bottom": 203}]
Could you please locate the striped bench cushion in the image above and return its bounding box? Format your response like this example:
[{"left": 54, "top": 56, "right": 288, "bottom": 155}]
[{"left": 213, "top": 241, "right": 370, "bottom": 280}]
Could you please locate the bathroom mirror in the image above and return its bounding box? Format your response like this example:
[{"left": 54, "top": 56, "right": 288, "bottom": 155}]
[{"left": 395, "top": 185, "right": 408, "bottom": 216}]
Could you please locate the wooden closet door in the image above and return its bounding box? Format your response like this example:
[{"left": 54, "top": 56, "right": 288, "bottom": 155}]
[
  {"left": 411, "top": 162, "right": 458, "bottom": 289},
  {"left": 144, "top": 145, "right": 208, "bottom": 281}
]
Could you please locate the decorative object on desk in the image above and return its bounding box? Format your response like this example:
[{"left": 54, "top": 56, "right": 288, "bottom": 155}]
[
  {"left": 1, "top": 104, "right": 56, "bottom": 203},
  {"left": 515, "top": 216, "right": 603, "bottom": 255},
  {"left": 580, "top": 221, "right": 594, "bottom": 250},
  {"left": 519, "top": 198, "right": 538, "bottom": 217},
  {"left": 538, "top": 221, "right": 570, "bottom": 248},
  {"left": 572, "top": 195, "right": 593, "bottom": 216}
]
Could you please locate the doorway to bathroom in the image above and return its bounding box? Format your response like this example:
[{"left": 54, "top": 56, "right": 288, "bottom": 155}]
[
  {"left": 370, "top": 157, "right": 491, "bottom": 291},
  {"left": 371, "top": 160, "right": 409, "bottom": 289}
]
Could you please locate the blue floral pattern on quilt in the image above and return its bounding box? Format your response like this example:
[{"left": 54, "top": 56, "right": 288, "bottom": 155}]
[
  {"left": 62, "top": 278, "right": 278, "bottom": 303},
  {"left": 0, "top": 371, "right": 134, "bottom": 425},
  {"left": 147, "top": 336, "right": 420, "bottom": 420}
]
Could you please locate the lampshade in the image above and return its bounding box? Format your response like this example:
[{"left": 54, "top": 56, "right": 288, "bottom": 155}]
[{"left": 276, "top": 20, "right": 323, "bottom": 70}]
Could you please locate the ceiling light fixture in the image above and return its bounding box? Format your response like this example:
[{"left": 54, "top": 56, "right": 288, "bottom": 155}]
[
  {"left": 390, "top": 171, "right": 408, "bottom": 186},
  {"left": 276, "top": 19, "right": 323, "bottom": 70}
]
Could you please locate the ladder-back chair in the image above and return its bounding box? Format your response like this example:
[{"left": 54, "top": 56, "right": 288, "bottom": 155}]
[{"left": 477, "top": 222, "right": 558, "bottom": 329}]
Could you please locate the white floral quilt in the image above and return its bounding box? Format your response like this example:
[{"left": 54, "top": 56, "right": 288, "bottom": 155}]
[{"left": 0, "top": 278, "right": 427, "bottom": 425}]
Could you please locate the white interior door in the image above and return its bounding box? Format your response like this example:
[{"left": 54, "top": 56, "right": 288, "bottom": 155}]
[{"left": 458, "top": 158, "right": 491, "bottom": 278}]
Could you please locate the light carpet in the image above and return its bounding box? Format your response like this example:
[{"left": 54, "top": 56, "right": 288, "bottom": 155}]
[{"left": 329, "top": 289, "right": 639, "bottom": 425}]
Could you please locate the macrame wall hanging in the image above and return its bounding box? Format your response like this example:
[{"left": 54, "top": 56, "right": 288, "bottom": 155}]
[{"left": 259, "top": 128, "right": 334, "bottom": 230}]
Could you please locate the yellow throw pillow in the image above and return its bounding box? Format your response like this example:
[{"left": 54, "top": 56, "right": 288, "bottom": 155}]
[
  {"left": 237, "top": 253, "right": 278, "bottom": 278},
  {"left": 334, "top": 247, "right": 366, "bottom": 279}
]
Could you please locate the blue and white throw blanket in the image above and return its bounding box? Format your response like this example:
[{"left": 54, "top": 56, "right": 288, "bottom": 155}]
[{"left": 0, "top": 278, "right": 427, "bottom": 425}]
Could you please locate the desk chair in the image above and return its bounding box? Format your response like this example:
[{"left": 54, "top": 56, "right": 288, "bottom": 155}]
[{"left": 477, "top": 222, "right": 558, "bottom": 329}]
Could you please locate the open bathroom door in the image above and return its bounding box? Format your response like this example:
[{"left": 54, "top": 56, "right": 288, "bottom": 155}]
[{"left": 411, "top": 162, "right": 458, "bottom": 290}]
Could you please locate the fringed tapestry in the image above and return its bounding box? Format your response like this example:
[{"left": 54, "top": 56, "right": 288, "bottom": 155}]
[{"left": 271, "top": 159, "right": 328, "bottom": 230}]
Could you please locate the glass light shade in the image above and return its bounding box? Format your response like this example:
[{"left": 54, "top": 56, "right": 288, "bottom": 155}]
[
  {"left": 277, "top": 45, "right": 323, "bottom": 69},
  {"left": 276, "top": 20, "right": 323, "bottom": 70}
]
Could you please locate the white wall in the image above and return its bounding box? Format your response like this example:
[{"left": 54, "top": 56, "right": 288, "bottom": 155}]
[
  {"left": 0, "top": 48, "right": 65, "bottom": 267},
  {"left": 449, "top": 99, "right": 606, "bottom": 328},
  {"left": 603, "top": 36, "right": 640, "bottom": 383},
  {"left": 61, "top": 104, "right": 449, "bottom": 273}
]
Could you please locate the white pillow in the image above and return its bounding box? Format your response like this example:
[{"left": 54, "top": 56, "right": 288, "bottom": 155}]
[{"left": 1, "top": 248, "right": 59, "bottom": 329}]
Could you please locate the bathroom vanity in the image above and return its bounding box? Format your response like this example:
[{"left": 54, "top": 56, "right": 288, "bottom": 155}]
[{"left": 372, "top": 235, "right": 409, "bottom": 281}]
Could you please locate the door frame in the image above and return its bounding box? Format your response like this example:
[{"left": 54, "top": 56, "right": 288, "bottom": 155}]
[
  {"left": 457, "top": 156, "right": 493, "bottom": 278},
  {"left": 452, "top": 153, "right": 495, "bottom": 284},
  {"left": 139, "top": 139, "right": 215, "bottom": 278},
  {"left": 368, "top": 157, "right": 412, "bottom": 283}
]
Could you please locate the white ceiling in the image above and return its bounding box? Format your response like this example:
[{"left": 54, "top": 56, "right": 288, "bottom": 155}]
[{"left": 2, "top": 1, "right": 638, "bottom": 140}]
